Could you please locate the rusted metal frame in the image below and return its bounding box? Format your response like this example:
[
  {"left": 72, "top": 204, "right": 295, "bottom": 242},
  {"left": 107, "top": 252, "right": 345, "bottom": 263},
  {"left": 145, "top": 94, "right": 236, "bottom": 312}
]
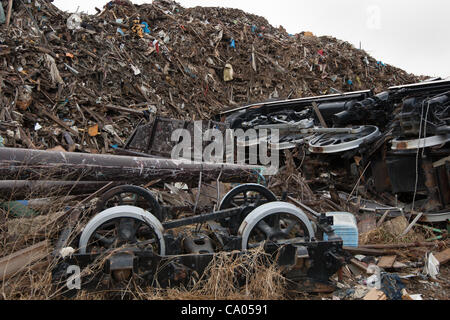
[
  {"left": 146, "top": 117, "right": 159, "bottom": 154},
  {"left": 162, "top": 207, "right": 243, "bottom": 230}
]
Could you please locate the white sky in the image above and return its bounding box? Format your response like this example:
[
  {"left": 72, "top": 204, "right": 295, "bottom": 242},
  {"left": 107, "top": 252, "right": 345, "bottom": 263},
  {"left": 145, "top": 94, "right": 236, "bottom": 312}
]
[{"left": 53, "top": 0, "right": 450, "bottom": 78}]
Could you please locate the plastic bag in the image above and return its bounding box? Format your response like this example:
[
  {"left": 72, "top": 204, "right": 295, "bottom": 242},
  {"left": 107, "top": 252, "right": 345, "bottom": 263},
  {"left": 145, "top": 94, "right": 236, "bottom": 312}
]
[
  {"left": 67, "top": 13, "right": 82, "bottom": 30},
  {"left": 0, "top": 4, "right": 6, "bottom": 24}
]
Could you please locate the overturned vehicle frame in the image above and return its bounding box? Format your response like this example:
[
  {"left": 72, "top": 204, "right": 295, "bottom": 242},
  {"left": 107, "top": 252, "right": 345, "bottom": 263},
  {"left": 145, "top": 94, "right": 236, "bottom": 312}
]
[{"left": 216, "top": 79, "right": 450, "bottom": 218}]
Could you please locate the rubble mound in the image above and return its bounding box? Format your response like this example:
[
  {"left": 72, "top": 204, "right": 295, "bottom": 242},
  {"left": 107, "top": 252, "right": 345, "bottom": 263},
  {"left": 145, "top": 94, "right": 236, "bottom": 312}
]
[{"left": 0, "top": 0, "right": 420, "bottom": 152}]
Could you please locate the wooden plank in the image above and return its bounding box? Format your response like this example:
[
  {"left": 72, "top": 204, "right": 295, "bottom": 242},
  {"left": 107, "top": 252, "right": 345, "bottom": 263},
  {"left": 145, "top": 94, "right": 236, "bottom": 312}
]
[
  {"left": 343, "top": 246, "right": 396, "bottom": 256},
  {"left": 0, "top": 241, "right": 49, "bottom": 282},
  {"left": 377, "top": 255, "right": 397, "bottom": 269},
  {"left": 433, "top": 155, "right": 450, "bottom": 168},
  {"left": 360, "top": 242, "right": 436, "bottom": 249},
  {"left": 5, "top": 0, "right": 13, "bottom": 28},
  {"left": 434, "top": 248, "right": 450, "bottom": 265},
  {"left": 400, "top": 212, "right": 423, "bottom": 236},
  {"left": 357, "top": 212, "right": 377, "bottom": 234},
  {"left": 312, "top": 102, "right": 328, "bottom": 128},
  {"left": 376, "top": 209, "right": 390, "bottom": 227},
  {"left": 350, "top": 258, "right": 368, "bottom": 273},
  {"left": 363, "top": 288, "right": 387, "bottom": 300}
]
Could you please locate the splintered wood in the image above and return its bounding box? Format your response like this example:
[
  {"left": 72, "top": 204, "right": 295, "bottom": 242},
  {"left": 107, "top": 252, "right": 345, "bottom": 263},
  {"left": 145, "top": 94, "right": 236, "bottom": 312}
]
[
  {"left": 0, "top": 241, "right": 49, "bottom": 282},
  {"left": 377, "top": 255, "right": 397, "bottom": 269},
  {"left": 363, "top": 288, "right": 387, "bottom": 300},
  {"left": 434, "top": 248, "right": 450, "bottom": 265}
]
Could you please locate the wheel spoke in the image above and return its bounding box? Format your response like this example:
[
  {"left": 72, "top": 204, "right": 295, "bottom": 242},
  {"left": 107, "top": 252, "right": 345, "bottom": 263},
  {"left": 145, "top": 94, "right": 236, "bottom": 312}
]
[
  {"left": 136, "top": 238, "right": 156, "bottom": 248},
  {"left": 118, "top": 218, "right": 138, "bottom": 241},
  {"left": 255, "top": 220, "right": 274, "bottom": 238},
  {"left": 270, "top": 214, "right": 281, "bottom": 231},
  {"left": 94, "top": 233, "right": 115, "bottom": 246},
  {"left": 254, "top": 194, "right": 262, "bottom": 206},
  {"left": 282, "top": 219, "right": 298, "bottom": 234},
  {"left": 248, "top": 241, "right": 265, "bottom": 249},
  {"left": 230, "top": 200, "right": 240, "bottom": 207}
]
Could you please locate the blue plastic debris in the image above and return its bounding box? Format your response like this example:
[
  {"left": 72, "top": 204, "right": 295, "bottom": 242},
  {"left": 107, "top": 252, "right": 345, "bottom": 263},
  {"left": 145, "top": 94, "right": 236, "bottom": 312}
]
[
  {"left": 110, "top": 144, "right": 119, "bottom": 149},
  {"left": 324, "top": 212, "right": 359, "bottom": 247},
  {"left": 230, "top": 39, "right": 236, "bottom": 48},
  {"left": 251, "top": 25, "right": 257, "bottom": 33},
  {"left": 0, "top": 201, "right": 38, "bottom": 218},
  {"left": 184, "top": 66, "right": 197, "bottom": 79},
  {"left": 347, "top": 79, "right": 353, "bottom": 85},
  {"left": 117, "top": 28, "right": 125, "bottom": 36},
  {"left": 141, "top": 22, "right": 151, "bottom": 34},
  {"left": 380, "top": 273, "right": 405, "bottom": 300}
]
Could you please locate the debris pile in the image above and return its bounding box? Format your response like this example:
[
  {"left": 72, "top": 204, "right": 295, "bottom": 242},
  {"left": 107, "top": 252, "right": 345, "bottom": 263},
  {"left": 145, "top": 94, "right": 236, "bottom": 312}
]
[
  {"left": 0, "top": 0, "right": 448, "bottom": 301},
  {"left": 0, "top": 0, "right": 419, "bottom": 153}
]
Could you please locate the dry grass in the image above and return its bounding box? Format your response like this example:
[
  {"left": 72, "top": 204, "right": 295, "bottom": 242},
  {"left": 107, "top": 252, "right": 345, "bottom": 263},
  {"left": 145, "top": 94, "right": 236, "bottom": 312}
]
[
  {"left": 359, "top": 215, "right": 433, "bottom": 245},
  {"left": 154, "top": 248, "right": 286, "bottom": 300},
  {"left": 360, "top": 226, "right": 427, "bottom": 245}
]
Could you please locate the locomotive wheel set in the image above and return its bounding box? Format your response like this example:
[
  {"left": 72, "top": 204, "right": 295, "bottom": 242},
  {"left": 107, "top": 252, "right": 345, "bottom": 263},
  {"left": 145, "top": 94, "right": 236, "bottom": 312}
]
[{"left": 52, "top": 183, "right": 345, "bottom": 296}]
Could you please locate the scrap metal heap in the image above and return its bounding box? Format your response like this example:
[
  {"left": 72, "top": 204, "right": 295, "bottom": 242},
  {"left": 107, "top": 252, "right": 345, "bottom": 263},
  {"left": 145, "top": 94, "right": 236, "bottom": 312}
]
[
  {"left": 0, "top": 1, "right": 449, "bottom": 300},
  {"left": 0, "top": 0, "right": 419, "bottom": 153},
  {"left": 45, "top": 78, "right": 449, "bottom": 297}
]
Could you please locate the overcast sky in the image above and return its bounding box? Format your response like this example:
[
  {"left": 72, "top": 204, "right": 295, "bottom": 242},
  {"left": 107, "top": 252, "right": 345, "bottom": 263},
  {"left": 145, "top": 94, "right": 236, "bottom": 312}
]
[{"left": 53, "top": 0, "right": 450, "bottom": 78}]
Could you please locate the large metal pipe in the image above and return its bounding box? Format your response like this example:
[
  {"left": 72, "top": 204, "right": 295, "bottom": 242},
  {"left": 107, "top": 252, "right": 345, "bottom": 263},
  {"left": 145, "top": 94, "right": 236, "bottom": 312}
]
[{"left": 0, "top": 147, "right": 260, "bottom": 184}]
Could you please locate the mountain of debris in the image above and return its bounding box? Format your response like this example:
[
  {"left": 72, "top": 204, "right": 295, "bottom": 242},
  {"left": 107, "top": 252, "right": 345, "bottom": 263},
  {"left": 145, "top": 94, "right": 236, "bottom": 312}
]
[{"left": 0, "top": 0, "right": 420, "bottom": 153}]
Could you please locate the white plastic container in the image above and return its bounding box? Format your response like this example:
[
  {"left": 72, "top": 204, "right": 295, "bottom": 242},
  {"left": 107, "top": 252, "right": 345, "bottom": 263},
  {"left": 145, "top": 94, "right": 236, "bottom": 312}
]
[{"left": 323, "top": 212, "right": 359, "bottom": 247}]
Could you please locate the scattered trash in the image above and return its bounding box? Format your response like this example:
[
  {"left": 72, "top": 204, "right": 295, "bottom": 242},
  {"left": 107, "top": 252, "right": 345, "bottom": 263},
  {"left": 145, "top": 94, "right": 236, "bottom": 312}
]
[
  {"left": 379, "top": 273, "right": 405, "bottom": 300},
  {"left": 424, "top": 252, "right": 440, "bottom": 278},
  {"left": 34, "top": 123, "right": 42, "bottom": 131},
  {"left": 117, "top": 27, "right": 125, "bottom": 36},
  {"left": 16, "top": 85, "right": 33, "bottom": 111},
  {"left": 363, "top": 288, "right": 386, "bottom": 300},
  {"left": 324, "top": 212, "right": 359, "bottom": 247},
  {"left": 66, "top": 13, "right": 82, "bottom": 30},
  {"left": 0, "top": 3, "right": 5, "bottom": 24},
  {"left": 88, "top": 124, "right": 99, "bottom": 137},
  {"left": 0, "top": 201, "right": 39, "bottom": 218},
  {"left": 141, "top": 21, "right": 151, "bottom": 34},
  {"left": 224, "top": 63, "right": 234, "bottom": 82}
]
